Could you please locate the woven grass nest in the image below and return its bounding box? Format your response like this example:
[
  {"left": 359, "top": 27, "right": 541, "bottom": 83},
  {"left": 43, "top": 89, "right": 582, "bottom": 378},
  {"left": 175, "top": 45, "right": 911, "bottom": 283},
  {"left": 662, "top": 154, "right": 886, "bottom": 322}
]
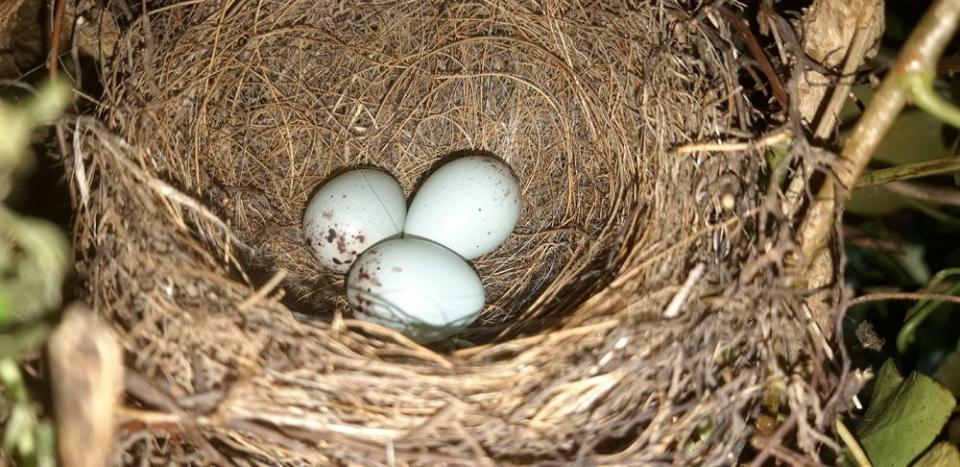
[{"left": 67, "top": 0, "right": 845, "bottom": 464}]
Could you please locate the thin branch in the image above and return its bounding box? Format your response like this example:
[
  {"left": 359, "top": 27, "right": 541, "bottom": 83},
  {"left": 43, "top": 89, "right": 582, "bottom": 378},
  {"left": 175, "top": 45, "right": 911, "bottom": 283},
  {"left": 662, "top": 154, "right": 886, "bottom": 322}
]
[
  {"left": 812, "top": 21, "right": 874, "bottom": 141},
  {"left": 48, "top": 0, "right": 67, "bottom": 77},
  {"left": 717, "top": 5, "right": 789, "bottom": 110},
  {"left": 673, "top": 129, "right": 792, "bottom": 155},
  {"left": 798, "top": 0, "right": 960, "bottom": 266},
  {"left": 663, "top": 263, "right": 705, "bottom": 318},
  {"left": 847, "top": 292, "right": 960, "bottom": 308},
  {"left": 883, "top": 181, "right": 960, "bottom": 207},
  {"left": 856, "top": 155, "right": 960, "bottom": 188},
  {"left": 237, "top": 269, "right": 287, "bottom": 311}
]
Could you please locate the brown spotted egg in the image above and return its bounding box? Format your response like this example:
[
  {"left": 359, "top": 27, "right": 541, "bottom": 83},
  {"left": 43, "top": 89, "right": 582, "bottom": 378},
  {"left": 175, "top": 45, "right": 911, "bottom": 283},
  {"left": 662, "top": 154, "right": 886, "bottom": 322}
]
[
  {"left": 346, "top": 238, "right": 485, "bottom": 343},
  {"left": 302, "top": 169, "right": 406, "bottom": 273}
]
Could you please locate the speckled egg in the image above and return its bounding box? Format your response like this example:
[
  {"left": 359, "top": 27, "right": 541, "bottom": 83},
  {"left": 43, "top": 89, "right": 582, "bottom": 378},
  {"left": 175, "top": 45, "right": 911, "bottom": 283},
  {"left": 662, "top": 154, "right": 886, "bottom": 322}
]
[
  {"left": 404, "top": 155, "right": 521, "bottom": 260},
  {"left": 346, "top": 238, "right": 485, "bottom": 343},
  {"left": 302, "top": 169, "right": 407, "bottom": 273}
]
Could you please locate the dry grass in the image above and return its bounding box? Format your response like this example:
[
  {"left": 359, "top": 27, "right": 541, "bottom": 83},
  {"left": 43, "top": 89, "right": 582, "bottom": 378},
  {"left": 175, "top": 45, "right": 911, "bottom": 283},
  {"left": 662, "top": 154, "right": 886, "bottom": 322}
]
[{"left": 63, "top": 0, "right": 845, "bottom": 464}]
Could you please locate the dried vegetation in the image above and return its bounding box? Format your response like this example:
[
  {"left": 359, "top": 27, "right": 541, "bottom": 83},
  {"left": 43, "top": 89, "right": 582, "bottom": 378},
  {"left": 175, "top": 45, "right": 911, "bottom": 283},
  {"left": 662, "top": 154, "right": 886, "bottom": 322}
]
[{"left": 64, "top": 0, "right": 846, "bottom": 463}]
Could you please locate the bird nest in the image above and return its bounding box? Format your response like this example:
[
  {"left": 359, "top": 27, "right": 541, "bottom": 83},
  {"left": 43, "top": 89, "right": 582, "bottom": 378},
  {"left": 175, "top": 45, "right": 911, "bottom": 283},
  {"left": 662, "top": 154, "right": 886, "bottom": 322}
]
[{"left": 66, "top": 0, "right": 844, "bottom": 464}]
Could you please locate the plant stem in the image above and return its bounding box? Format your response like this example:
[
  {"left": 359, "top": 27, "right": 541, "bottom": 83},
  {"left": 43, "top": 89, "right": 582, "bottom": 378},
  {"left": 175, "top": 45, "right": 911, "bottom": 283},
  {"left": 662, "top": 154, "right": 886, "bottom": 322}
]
[
  {"left": 798, "top": 0, "right": 960, "bottom": 266},
  {"left": 896, "top": 268, "right": 960, "bottom": 353},
  {"left": 885, "top": 182, "right": 960, "bottom": 208},
  {"left": 905, "top": 72, "right": 960, "bottom": 129},
  {"left": 836, "top": 419, "right": 872, "bottom": 467},
  {"left": 856, "top": 155, "right": 960, "bottom": 188}
]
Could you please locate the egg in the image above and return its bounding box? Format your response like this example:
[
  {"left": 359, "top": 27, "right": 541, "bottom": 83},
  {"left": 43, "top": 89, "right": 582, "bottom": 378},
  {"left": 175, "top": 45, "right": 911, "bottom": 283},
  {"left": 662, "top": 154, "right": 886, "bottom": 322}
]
[
  {"left": 404, "top": 155, "right": 521, "bottom": 260},
  {"left": 346, "top": 238, "right": 485, "bottom": 343},
  {"left": 302, "top": 169, "right": 407, "bottom": 273}
]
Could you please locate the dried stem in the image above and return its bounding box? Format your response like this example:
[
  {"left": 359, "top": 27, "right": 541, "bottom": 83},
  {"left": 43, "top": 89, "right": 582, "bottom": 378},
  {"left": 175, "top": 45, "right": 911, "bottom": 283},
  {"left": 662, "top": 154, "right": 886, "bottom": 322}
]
[
  {"left": 847, "top": 292, "right": 960, "bottom": 308},
  {"left": 883, "top": 181, "right": 960, "bottom": 207},
  {"left": 717, "top": 5, "right": 788, "bottom": 110},
  {"left": 48, "top": 0, "right": 67, "bottom": 77}
]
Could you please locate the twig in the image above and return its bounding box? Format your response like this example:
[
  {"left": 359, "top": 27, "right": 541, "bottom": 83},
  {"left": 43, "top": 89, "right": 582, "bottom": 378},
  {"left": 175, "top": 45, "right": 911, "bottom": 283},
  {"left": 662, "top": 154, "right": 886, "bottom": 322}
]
[
  {"left": 835, "top": 419, "right": 872, "bottom": 467},
  {"left": 117, "top": 406, "right": 199, "bottom": 426},
  {"left": 663, "top": 263, "right": 705, "bottom": 318},
  {"left": 236, "top": 269, "right": 287, "bottom": 311},
  {"left": 342, "top": 320, "right": 454, "bottom": 369},
  {"left": 798, "top": 0, "right": 960, "bottom": 266},
  {"left": 812, "top": 23, "right": 873, "bottom": 141},
  {"left": 673, "top": 129, "right": 792, "bottom": 155},
  {"left": 883, "top": 181, "right": 960, "bottom": 207},
  {"left": 717, "top": 5, "right": 789, "bottom": 110},
  {"left": 401, "top": 401, "right": 461, "bottom": 441},
  {"left": 48, "top": 0, "right": 67, "bottom": 77},
  {"left": 765, "top": 12, "right": 835, "bottom": 77},
  {"left": 847, "top": 292, "right": 960, "bottom": 308},
  {"left": 70, "top": 119, "right": 90, "bottom": 207},
  {"left": 856, "top": 155, "right": 960, "bottom": 188}
]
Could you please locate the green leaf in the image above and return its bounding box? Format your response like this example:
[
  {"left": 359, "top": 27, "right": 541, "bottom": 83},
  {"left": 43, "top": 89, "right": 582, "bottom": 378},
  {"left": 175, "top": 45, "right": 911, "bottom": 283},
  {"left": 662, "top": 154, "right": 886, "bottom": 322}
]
[
  {"left": 841, "top": 87, "right": 956, "bottom": 167},
  {"left": 856, "top": 359, "right": 957, "bottom": 467},
  {"left": 2, "top": 405, "right": 32, "bottom": 451},
  {"left": 869, "top": 360, "right": 906, "bottom": 411},
  {"left": 34, "top": 421, "right": 55, "bottom": 467},
  {"left": 0, "top": 323, "right": 51, "bottom": 360},
  {"left": 847, "top": 188, "right": 908, "bottom": 217},
  {"left": 0, "top": 206, "right": 71, "bottom": 328},
  {"left": 895, "top": 243, "right": 931, "bottom": 285},
  {"left": 0, "top": 78, "right": 72, "bottom": 185},
  {"left": 935, "top": 334, "right": 960, "bottom": 398},
  {"left": 0, "top": 290, "right": 9, "bottom": 324},
  {"left": 914, "top": 442, "right": 960, "bottom": 467}
]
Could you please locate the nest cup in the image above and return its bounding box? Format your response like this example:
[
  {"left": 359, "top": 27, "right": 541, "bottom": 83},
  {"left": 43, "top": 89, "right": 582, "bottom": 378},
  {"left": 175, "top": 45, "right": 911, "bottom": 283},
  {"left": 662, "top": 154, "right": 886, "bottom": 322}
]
[{"left": 70, "top": 0, "right": 841, "bottom": 463}]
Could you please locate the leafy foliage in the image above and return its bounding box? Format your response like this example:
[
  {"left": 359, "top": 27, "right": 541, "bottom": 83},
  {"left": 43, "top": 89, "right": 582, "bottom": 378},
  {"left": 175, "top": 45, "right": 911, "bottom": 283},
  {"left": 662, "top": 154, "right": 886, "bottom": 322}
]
[
  {"left": 935, "top": 339, "right": 960, "bottom": 397},
  {"left": 0, "top": 78, "right": 72, "bottom": 466},
  {"left": 856, "top": 360, "right": 956, "bottom": 467},
  {"left": 914, "top": 442, "right": 960, "bottom": 467}
]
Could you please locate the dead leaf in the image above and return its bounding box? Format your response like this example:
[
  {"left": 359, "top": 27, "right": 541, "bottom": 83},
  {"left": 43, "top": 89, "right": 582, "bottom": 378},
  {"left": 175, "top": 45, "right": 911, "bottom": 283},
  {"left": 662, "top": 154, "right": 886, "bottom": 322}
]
[
  {"left": 48, "top": 303, "right": 124, "bottom": 467},
  {"left": 797, "top": 0, "right": 884, "bottom": 122}
]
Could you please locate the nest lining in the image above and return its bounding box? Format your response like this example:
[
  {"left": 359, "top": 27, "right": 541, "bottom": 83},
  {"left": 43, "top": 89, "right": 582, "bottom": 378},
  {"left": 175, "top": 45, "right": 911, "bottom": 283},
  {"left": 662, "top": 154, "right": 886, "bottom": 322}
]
[
  {"left": 68, "top": 0, "right": 842, "bottom": 464},
  {"left": 117, "top": 2, "right": 644, "bottom": 342}
]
